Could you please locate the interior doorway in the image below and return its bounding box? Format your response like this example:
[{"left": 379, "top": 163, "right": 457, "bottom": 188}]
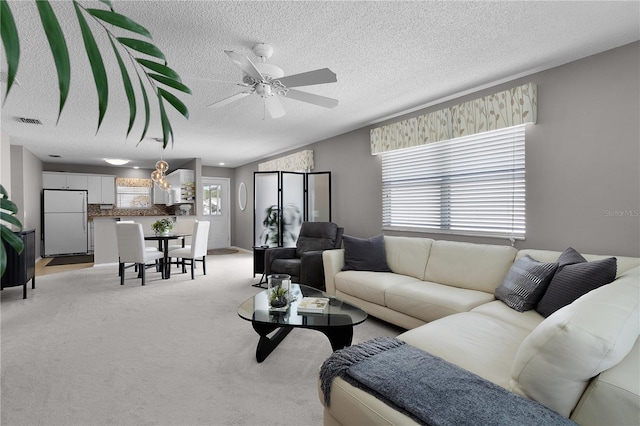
[{"left": 202, "top": 177, "right": 230, "bottom": 249}]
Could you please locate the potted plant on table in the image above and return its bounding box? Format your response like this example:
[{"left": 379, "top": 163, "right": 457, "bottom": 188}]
[{"left": 151, "top": 218, "right": 174, "bottom": 236}]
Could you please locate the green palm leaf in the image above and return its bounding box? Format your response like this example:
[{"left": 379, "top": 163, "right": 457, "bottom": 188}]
[
  {"left": 0, "top": 211, "right": 22, "bottom": 228},
  {"left": 36, "top": 0, "right": 71, "bottom": 123},
  {"left": 117, "top": 37, "right": 165, "bottom": 61},
  {"left": 1, "top": 0, "right": 20, "bottom": 99},
  {"left": 138, "top": 75, "right": 151, "bottom": 143},
  {"left": 136, "top": 59, "right": 181, "bottom": 81},
  {"left": 86, "top": 9, "right": 152, "bottom": 39},
  {"left": 109, "top": 36, "right": 136, "bottom": 136},
  {"left": 158, "top": 88, "right": 189, "bottom": 119},
  {"left": 97, "top": 0, "right": 114, "bottom": 11},
  {"left": 158, "top": 96, "right": 173, "bottom": 148},
  {"left": 149, "top": 73, "right": 191, "bottom": 94},
  {"left": 74, "top": 1, "right": 108, "bottom": 130}
]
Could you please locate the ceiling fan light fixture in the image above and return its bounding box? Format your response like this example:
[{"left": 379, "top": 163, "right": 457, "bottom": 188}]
[
  {"left": 254, "top": 62, "right": 284, "bottom": 79},
  {"left": 104, "top": 158, "right": 129, "bottom": 165},
  {"left": 256, "top": 83, "right": 272, "bottom": 98}
]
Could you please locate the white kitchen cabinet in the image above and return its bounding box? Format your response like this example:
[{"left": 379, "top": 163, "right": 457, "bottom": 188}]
[
  {"left": 43, "top": 172, "right": 88, "bottom": 190},
  {"left": 100, "top": 176, "right": 115, "bottom": 204},
  {"left": 153, "top": 183, "right": 168, "bottom": 204},
  {"left": 166, "top": 169, "right": 195, "bottom": 206},
  {"left": 87, "top": 176, "right": 102, "bottom": 203},
  {"left": 87, "top": 175, "right": 116, "bottom": 204}
]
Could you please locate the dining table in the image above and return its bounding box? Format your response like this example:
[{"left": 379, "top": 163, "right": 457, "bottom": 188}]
[{"left": 144, "top": 233, "right": 191, "bottom": 279}]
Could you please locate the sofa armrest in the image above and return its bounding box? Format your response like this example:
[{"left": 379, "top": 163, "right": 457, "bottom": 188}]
[
  {"left": 264, "top": 247, "right": 297, "bottom": 275},
  {"left": 323, "top": 249, "right": 345, "bottom": 295}
]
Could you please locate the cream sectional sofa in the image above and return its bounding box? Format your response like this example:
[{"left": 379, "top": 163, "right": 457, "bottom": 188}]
[{"left": 320, "top": 236, "right": 640, "bottom": 425}]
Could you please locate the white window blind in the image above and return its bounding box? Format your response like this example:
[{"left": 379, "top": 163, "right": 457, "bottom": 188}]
[{"left": 381, "top": 125, "right": 526, "bottom": 239}]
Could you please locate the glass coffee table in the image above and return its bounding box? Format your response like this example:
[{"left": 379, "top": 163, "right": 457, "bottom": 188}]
[{"left": 237, "top": 284, "right": 368, "bottom": 363}]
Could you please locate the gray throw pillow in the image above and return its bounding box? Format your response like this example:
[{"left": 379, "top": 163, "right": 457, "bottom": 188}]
[
  {"left": 535, "top": 247, "right": 617, "bottom": 317},
  {"left": 342, "top": 234, "right": 392, "bottom": 272},
  {"left": 495, "top": 255, "right": 559, "bottom": 312}
]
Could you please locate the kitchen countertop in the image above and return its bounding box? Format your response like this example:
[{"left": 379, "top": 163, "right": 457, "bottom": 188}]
[{"left": 90, "top": 214, "right": 180, "bottom": 221}]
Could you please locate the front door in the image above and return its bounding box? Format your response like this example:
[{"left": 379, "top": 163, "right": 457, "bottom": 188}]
[{"left": 202, "top": 177, "right": 230, "bottom": 249}]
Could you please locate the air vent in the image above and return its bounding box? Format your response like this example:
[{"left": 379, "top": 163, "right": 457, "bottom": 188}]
[{"left": 16, "top": 117, "right": 42, "bottom": 125}]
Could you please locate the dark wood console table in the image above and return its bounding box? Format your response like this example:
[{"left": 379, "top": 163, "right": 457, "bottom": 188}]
[
  {"left": 252, "top": 246, "right": 268, "bottom": 288},
  {"left": 1, "top": 229, "right": 36, "bottom": 299}
]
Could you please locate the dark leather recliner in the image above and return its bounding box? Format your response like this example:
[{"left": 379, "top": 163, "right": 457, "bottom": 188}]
[{"left": 264, "top": 222, "right": 344, "bottom": 290}]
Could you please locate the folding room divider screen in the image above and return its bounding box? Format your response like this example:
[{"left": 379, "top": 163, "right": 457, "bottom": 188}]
[{"left": 254, "top": 171, "right": 331, "bottom": 248}]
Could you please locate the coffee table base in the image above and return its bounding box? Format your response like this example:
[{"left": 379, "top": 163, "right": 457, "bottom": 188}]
[{"left": 252, "top": 322, "right": 354, "bottom": 363}]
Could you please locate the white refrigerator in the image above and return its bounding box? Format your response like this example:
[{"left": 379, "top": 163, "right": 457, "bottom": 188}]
[{"left": 43, "top": 189, "right": 88, "bottom": 256}]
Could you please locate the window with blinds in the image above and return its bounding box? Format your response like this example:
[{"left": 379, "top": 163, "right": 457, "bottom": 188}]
[{"left": 381, "top": 125, "right": 526, "bottom": 239}]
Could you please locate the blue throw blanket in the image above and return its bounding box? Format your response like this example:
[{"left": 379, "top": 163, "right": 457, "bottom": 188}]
[{"left": 320, "top": 337, "right": 575, "bottom": 426}]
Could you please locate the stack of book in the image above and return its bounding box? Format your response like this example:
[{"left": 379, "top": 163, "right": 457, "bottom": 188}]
[{"left": 297, "top": 297, "right": 330, "bottom": 314}]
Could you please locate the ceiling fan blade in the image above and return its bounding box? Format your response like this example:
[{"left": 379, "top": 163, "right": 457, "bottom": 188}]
[
  {"left": 284, "top": 89, "right": 339, "bottom": 109},
  {"left": 276, "top": 68, "right": 337, "bottom": 88},
  {"left": 224, "top": 50, "right": 264, "bottom": 81},
  {"left": 185, "top": 76, "right": 250, "bottom": 87},
  {"left": 206, "top": 91, "right": 253, "bottom": 109},
  {"left": 264, "top": 95, "right": 286, "bottom": 119}
]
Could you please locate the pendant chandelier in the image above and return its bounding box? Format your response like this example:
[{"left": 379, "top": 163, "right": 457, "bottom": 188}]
[{"left": 150, "top": 146, "right": 171, "bottom": 190}]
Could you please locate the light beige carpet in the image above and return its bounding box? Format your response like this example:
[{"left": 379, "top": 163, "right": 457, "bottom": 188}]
[{"left": 1, "top": 252, "right": 403, "bottom": 426}]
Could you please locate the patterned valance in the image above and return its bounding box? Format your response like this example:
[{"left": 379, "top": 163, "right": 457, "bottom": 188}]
[
  {"left": 116, "top": 177, "right": 153, "bottom": 187},
  {"left": 371, "top": 82, "right": 537, "bottom": 154},
  {"left": 258, "top": 149, "right": 314, "bottom": 172}
]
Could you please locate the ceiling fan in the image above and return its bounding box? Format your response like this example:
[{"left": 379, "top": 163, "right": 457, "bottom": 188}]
[{"left": 206, "top": 43, "right": 338, "bottom": 118}]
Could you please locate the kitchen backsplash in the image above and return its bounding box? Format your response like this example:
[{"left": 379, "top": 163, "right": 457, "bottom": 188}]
[{"left": 88, "top": 204, "right": 179, "bottom": 218}]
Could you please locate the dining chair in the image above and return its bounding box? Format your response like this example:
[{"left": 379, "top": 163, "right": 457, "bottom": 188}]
[
  {"left": 116, "top": 222, "right": 164, "bottom": 285},
  {"left": 168, "top": 221, "right": 210, "bottom": 279},
  {"left": 119, "top": 220, "right": 159, "bottom": 252},
  {"left": 168, "top": 219, "right": 197, "bottom": 268},
  {"left": 117, "top": 221, "right": 160, "bottom": 276}
]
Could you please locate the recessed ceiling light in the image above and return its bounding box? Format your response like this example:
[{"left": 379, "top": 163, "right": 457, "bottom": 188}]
[
  {"left": 133, "top": 166, "right": 140, "bottom": 169},
  {"left": 104, "top": 158, "right": 129, "bottom": 166},
  {"left": 219, "top": 162, "right": 225, "bottom": 166}
]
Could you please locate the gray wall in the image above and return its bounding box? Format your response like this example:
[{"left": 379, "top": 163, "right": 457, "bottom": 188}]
[
  {"left": 1, "top": 130, "right": 11, "bottom": 193},
  {"left": 234, "top": 42, "right": 640, "bottom": 257},
  {"left": 10, "top": 145, "right": 43, "bottom": 257}
]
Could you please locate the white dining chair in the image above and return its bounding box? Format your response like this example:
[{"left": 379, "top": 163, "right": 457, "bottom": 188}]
[
  {"left": 119, "top": 220, "right": 159, "bottom": 252},
  {"left": 116, "top": 222, "right": 164, "bottom": 285},
  {"left": 167, "top": 219, "right": 197, "bottom": 268},
  {"left": 168, "top": 221, "right": 210, "bottom": 279}
]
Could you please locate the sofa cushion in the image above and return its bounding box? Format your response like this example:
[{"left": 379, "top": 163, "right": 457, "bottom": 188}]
[
  {"left": 334, "top": 271, "right": 420, "bottom": 306},
  {"left": 471, "top": 301, "right": 544, "bottom": 332},
  {"left": 536, "top": 247, "right": 617, "bottom": 317},
  {"left": 424, "top": 240, "right": 517, "bottom": 293},
  {"left": 510, "top": 267, "right": 640, "bottom": 417},
  {"left": 270, "top": 258, "right": 300, "bottom": 279},
  {"left": 571, "top": 337, "right": 640, "bottom": 426},
  {"left": 494, "top": 255, "right": 558, "bottom": 312},
  {"left": 385, "top": 281, "right": 495, "bottom": 323},
  {"left": 295, "top": 222, "right": 339, "bottom": 257},
  {"left": 516, "top": 249, "right": 640, "bottom": 276},
  {"left": 341, "top": 234, "right": 391, "bottom": 272},
  {"left": 399, "top": 312, "right": 531, "bottom": 389},
  {"left": 384, "top": 236, "right": 434, "bottom": 280}
]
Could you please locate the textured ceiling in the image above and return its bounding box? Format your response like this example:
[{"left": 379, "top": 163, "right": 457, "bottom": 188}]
[{"left": 1, "top": 1, "right": 639, "bottom": 169}]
